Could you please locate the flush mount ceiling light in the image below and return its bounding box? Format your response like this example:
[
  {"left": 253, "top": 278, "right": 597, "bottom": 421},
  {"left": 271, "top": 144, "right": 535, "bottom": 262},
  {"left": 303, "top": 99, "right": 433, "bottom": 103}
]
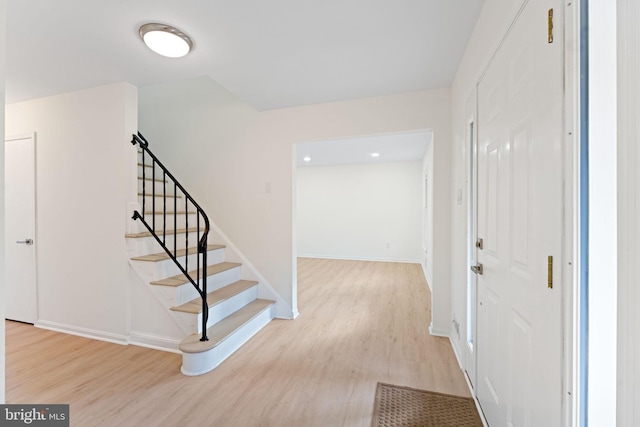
[
  {"left": 371, "top": 152, "right": 380, "bottom": 158},
  {"left": 139, "top": 23, "right": 193, "bottom": 58},
  {"left": 303, "top": 156, "right": 311, "bottom": 162}
]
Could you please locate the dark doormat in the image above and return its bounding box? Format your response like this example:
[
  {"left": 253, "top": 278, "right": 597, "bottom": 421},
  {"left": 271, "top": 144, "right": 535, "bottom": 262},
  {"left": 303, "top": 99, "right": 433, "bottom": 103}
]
[{"left": 371, "top": 382, "right": 483, "bottom": 427}]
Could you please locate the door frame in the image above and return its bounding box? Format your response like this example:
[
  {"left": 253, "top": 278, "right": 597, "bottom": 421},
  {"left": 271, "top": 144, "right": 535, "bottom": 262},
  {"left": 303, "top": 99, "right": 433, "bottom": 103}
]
[
  {"left": 5, "top": 132, "right": 39, "bottom": 324},
  {"left": 563, "top": 1, "right": 580, "bottom": 426},
  {"left": 461, "top": 1, "right": 579, "bottom": 425},
  {"left": 464, "top": 88, "right": 478, "bottom": 392}
]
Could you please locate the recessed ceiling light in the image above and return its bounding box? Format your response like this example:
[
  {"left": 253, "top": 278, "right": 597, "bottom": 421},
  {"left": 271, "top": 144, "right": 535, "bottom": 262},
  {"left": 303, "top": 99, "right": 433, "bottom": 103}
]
[
  {"left": 139, "top": 23, "right": 193, "bottom": 58},
  {"left": 371, "top": 152, "right": 380, "bottom": 157},
  {"left": 303, "top": 156, "right": 311, "bottom": 162}
]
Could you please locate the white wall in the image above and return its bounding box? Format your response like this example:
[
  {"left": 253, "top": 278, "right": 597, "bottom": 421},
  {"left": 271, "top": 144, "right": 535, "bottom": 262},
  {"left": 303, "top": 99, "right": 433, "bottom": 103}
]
[
  {"left": 449, "top": 0, "right": 526, "bottom": 362},
  {"left": 421, "top": 138, "right": 434, "bottom": 288},
  {"left": 0, "top": 0, "right": 6, "bottom": 403},
  {"left": 616, "top": 0, "right": 640, "bottom": 424},
  {"left": 6, "top": 83, "right": 138, "bottom": 342},
  {"left": 297, "top": 162, "right": 422, "bottom": 262},
  {"left": 140, "top": 78, "right": 452, "bottom": 327},
  {"left": 588, "top": 1, "right": 617, "bottom": 424}
]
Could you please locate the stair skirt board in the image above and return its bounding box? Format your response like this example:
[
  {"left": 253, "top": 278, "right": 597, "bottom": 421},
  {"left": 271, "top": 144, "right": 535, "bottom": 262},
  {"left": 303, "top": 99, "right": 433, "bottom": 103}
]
[{"left": 180, "top": 300, "right": 275, "bottom": 376}]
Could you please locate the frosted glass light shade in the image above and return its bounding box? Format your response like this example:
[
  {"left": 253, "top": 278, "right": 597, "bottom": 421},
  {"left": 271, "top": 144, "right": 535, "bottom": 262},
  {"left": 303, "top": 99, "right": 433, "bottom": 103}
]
[{"left": 139, "top": 23, "right": 193, "bottom": 58}]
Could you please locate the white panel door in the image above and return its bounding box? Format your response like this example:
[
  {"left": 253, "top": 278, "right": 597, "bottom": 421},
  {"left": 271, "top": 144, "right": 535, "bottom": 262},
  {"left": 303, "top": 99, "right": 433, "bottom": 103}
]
[
  {"left": 475, "top": 1, "right": 563, "bottom": 426},
  {"left": 5, "top": 134, "right": 38, "bottom": 324}
]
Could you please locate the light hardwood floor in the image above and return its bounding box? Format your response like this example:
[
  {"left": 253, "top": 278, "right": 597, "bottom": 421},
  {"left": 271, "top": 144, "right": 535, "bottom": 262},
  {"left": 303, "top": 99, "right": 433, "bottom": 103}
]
[{"left": 6, "top": 258, "right": 469, "bottom": 426}]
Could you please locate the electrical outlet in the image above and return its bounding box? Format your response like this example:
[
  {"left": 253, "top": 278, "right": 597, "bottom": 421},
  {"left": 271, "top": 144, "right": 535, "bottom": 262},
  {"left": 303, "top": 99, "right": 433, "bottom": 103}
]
[{"left": 452, "top": 318, "right": 460, "bottom": 338}]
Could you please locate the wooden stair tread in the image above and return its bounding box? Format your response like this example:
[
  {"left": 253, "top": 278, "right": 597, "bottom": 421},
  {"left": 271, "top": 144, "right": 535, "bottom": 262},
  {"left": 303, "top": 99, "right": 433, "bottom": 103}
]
[
  {"left": 179, "top": 299, "right": 275, "bottom": 353},
  {"left": 130, "top": 244, "right": 225, "bottom": 262},
  {"left": 139, "top": 193, "right": 182, "bottom": 198},
  {"left": 125, "top": 228, "right": 200, "bottom": 238},
  {"left": 171, "top": 280, "right": 259, "bottom": 314},
  {"left": 150, "top": 262, "right": 241, "bottom": 287}
]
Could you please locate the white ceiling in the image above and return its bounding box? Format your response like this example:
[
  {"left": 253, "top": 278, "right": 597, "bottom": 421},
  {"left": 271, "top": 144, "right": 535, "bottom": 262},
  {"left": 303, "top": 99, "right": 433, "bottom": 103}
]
[
  {"left": 6, "top": 0, "right": 484, "bottom": 110},
  {"left": 296, "top": 131, "right": 432, "bottom": 167}
]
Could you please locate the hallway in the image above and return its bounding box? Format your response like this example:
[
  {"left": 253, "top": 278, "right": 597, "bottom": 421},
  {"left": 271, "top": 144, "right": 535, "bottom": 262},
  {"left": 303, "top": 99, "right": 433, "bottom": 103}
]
[{"left": 6, "top": 258, "right": 468, "bottom": 426}]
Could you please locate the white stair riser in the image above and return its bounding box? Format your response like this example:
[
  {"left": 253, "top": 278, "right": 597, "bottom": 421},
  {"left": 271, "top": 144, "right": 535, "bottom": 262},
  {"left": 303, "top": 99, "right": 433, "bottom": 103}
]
[
  {"left": 126, "top": 234, "right": 197, "bottom": 257},
  {"left": 199, "top": 286, "right": 259, "bottom": 333},
  {"left": 132, "top": 213, "right": 200, "bottom": 235},
  {"left": 141, "top": 213, "right": 200, "bottom": 230},
  {"left": 181, "top": 305, "right": 275, "bottom": 376},
  {"left": 137, "top": 164, "right": 153, "bottom": 176},
  {"left": 127, "top": 236, "right": 225, "bottom": 266},
  {"left": 137, "top": 152, "right": 155, "bottom": 164},
  {"left": 138, "top": 179, "right": 178, "bottom": 195},
  {"left": 151, "top": 285, "right": 200, "bottom": 325},
  {"left": 201, "top": 267, "right": 243, "bottom": 293},
  {"left": 138, "top": 165, "right": 172, "bottom": 178},
  {"left": 176, "top": 285, "right": 259, "bottom": 334},
  {"left": 130, "top": 248, "right": 226, "bottom": 277},
  {"left": 140, "top": 195, "right": 184, "bottom": 209},
  {"left": 138, "top": 214, "right": 203, "bottom": 235}
]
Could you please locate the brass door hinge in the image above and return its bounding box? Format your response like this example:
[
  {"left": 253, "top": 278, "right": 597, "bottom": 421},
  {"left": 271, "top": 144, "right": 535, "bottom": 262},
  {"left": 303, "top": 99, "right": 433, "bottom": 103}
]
[
  {"left": 548, "top": 256, "right": 553, "bottom": 288},
  {"left": 548, "top": 9, "right": 554, "bottom": 43}
]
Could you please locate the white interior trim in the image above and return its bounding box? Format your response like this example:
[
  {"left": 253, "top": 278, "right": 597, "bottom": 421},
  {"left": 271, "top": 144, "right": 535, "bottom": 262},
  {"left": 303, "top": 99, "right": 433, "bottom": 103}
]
[
  {"left": 616, "top": 0, "right": 640, "bottom": 424},
  {"left": 563, "top": 1, "right": 579, "bottom": 426}
]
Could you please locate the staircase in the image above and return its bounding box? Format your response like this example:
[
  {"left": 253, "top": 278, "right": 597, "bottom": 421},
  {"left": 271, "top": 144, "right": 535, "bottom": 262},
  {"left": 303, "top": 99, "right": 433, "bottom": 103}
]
[{"left": 126, "top": 133, "right": 275, "bottom": 376}]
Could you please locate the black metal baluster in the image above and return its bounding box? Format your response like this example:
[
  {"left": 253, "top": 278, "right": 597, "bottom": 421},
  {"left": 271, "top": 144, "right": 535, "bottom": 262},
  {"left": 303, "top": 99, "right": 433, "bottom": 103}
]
[
  {"left": 185, "top": 198, "right": 188, "bottom": 275},
  {"left": 141, "top": 150, "right": 146, "bottom": 220},
  {"left": 152, "top": 160, "right": 156, "bottom": 231},
  {"left": 174, "top": 182, "right": 177, "bottom": 256},
  {"left": 197, "top": 214, "right": 200, "bottom": 295},
  {"left": 163, "top": 170, "right": 167, "bottom": 246},
  {"left": 201, "top": 229, "right": 208, "bottom": 341}
]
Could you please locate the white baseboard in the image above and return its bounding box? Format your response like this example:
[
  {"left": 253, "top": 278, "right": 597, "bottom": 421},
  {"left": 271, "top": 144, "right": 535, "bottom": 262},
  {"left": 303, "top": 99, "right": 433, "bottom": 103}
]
[
  {"left": 449, "top": 335, "right": 464, "bottom": 369},
  {"left": 36, "top": 320, "right": 129, "bottom": 346},
  {"left": 428, "top": 323, "right": 449, "bottom": 337},
  {"left": 297, "top": 254, "right": 421, "bottom": 264},
  {"left": 35, "top": 320, "right": 184, "bottom": 354},
  {"left": 275, "top": 309, "right": 298, "bottom": 320},
  {"left": 129, "top": 331, "right": 181, "bottom": 354},
  {"left": 421, "top": 262, "right": 432, "bottom": 291}
]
